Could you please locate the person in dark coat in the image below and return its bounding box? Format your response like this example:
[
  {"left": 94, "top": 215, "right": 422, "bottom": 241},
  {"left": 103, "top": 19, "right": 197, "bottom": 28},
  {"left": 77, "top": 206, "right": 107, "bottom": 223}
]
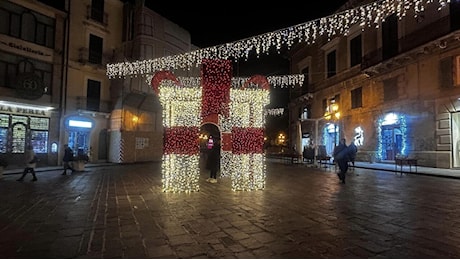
[
  {"left": 348, "top": 141, "right": 358, "bottom": 167},
  {"left": 333, "top": 138, "right": 349, "bottom": 183},
  {"left": 62, "top": 144, "right": 75, "bottom": 175},
  {"left": 206, "top": 139, "right": 221, "bottom": 183}
]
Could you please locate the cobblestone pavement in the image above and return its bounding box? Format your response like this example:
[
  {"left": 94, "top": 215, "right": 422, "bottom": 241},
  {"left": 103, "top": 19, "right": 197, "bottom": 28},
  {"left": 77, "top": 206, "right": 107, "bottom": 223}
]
[{"left": 1, "top": 162, "right": 460, "bottom": 258}]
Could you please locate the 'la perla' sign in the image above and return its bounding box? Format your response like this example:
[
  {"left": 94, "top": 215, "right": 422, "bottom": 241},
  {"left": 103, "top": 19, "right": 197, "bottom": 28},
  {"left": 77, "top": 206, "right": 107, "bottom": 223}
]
[{"left": 0, "top": 105, "right": 47, "bottom": 116}]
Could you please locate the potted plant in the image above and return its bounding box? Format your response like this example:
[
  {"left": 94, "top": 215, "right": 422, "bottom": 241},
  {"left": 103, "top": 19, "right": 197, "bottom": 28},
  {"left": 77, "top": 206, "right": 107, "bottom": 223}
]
[{"left": 73, "top": 148, "right": 89, "bottom": 172}]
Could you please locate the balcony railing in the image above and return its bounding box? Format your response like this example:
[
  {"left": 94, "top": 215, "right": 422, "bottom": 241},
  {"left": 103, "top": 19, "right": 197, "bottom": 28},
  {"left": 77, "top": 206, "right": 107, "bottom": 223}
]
[
  {"left": 78, "top": 48, "right": 115, "bottom": 67},
  {"left": 75, "top": 96, "right": 112, "bottom": 113}
]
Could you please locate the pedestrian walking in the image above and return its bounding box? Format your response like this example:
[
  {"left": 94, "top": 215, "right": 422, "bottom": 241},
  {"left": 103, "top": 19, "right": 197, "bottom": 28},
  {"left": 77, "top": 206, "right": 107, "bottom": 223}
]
[
  {"left": 62, "top": 144, "right": 75, "bottom": 175},
  {"left": 206, "top": 139, "right": 221, "bottom": 183},
  {"left": 17, "top": 145, "right": 38, "bottom": 182},
  {"left": 348, "top": 141, "right": 358, "bottom": 167},
  {"left": 333, "top": 138, "right": 349, "bottom": 184}
]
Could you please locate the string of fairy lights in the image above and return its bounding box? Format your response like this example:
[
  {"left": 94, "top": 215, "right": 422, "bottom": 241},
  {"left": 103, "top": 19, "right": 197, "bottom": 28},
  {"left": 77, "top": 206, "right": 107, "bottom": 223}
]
[
  {"left": 123, "top": 0, "right": 451, "bottom": 192},
  {"left": 106, "top": 0, "right": 452, "bottom": 78},
  {"left": 145, "top": 74, "right": 305, "bottom": 89}
]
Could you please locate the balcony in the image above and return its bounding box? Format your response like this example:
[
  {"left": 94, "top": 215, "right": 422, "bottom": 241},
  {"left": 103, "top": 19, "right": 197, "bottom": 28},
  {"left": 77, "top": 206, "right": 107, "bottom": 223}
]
[
  {"left": 75, "top": 96, "right": 112, "bottom": 114},
  {"left": 78, "top": 48, "right": 115, "bottom": 67}
]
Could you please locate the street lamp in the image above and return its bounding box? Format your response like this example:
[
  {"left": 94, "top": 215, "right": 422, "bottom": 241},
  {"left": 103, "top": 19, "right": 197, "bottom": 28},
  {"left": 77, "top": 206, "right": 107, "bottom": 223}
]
[{"left": 324, "top": 102, "right": 340, "bottom": 148}]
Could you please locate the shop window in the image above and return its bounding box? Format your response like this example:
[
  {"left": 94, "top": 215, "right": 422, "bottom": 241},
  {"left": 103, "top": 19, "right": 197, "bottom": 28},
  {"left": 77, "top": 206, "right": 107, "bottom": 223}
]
[
  {"left": 12, "top": 123, "right": 26, "bottom": 153},
  {"left": 0, "top": 128, "right": 7, "bottom": 153},
  {"left": 30, "top": 117, "right": 49, "bottom": 154},
  {"left": 31, "top": 130, "right": 48, "bottom": 153},
  {"left": 0, "top": 114, "right": 9, "bottom": 153}
]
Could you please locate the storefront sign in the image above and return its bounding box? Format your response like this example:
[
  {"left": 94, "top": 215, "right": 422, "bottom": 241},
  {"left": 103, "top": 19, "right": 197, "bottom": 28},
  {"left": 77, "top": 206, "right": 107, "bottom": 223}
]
[{"left": 0, "top": 105, "right": 47, "bottom": 116}]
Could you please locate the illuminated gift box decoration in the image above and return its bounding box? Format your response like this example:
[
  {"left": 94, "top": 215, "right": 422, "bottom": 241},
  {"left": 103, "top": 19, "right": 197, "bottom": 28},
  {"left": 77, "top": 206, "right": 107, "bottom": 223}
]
[{"left": 153, "top": 59, "right": 269, "bottom": 192}]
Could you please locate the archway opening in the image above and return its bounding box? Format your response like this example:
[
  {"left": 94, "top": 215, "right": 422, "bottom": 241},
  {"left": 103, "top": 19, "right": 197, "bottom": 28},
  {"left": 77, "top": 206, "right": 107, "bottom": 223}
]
[{"left": 199, "top": 123, "right": 221, "bottom": 175}]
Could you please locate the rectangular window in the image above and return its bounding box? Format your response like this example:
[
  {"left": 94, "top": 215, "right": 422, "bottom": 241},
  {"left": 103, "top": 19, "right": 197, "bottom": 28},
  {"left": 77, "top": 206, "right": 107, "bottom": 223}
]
[
  {"left": 89, "top": 34, "right": 103, "bottom": 64},
  {"left": 301, "top": 67, "right": 309, "bottom": 94},
  {"left": 142, "top": 44, "right": 154, "bottom": 59},
  {"left": 87, "top": 79, "right": 101, "bottom": 111},
  {"left": 327, "top": 50, "right": 337, "bottom": 78},
  {"left": 322, "top": 98, "right": 327, "bottom": 113},
  {"left": 31, "top": 130, "right": 48, "bottom": 154},
  {"left": 0, "top": 114, "right": 9, "bottom": 153},
  {"left": 350, "top": 34, "right": 362, "bottom": 67},
  {"left": 91, "top": 0, "right": 104, "bottom": 23},
  {"left": 440, "top": 57, "right": 454, "bottom": 89},
  {"left": 0, "top": 51, "right": 52, "bottom": 94},
  {"left": 0, "top": 128, "right": 7, "bottom": 153},
  {"left": 455, "top": 55, "right": 460, "bottom": 86},
  {"left": 142, "top": 15, "right": 154, "bottom": 36},
  {"left": 12, "top": 115, "right": 27, "bottom": 153},
  {"left": 351, "top": 87, "right": 363, "bottom": 109}
]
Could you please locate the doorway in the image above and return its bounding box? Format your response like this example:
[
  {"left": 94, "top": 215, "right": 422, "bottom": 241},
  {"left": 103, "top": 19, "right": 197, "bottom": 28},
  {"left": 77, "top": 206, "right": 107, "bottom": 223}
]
[{"left": 199, "top": 123, "right": 221, "bottom": 174}]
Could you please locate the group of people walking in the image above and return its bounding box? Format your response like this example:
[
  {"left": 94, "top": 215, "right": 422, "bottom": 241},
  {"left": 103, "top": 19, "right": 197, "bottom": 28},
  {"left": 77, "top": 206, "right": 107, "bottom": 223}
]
[
  {"left": 17, "top": 143, "right": 76, "bottom": 182},
  {"left": 333, "top": 138, "right": 357, "bottom": 184}
]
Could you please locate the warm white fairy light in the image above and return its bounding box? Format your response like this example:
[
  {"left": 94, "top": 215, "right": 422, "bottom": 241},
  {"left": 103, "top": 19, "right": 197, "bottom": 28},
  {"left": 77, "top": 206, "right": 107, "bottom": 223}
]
[
  {"left": 229, "top": 154, "right": 266, "bottom": 191},
  {"left": 145, "top": 75, "right": 305, "bottom": 89},
  {"left": 230, "top": 88, "right": 269, "bottom": 128},
  {"left": 159, "top": 86, "right": 201, "bottom": 128},
  {"left": 107, "top": 0, "right": 450, "bottom": 78},
  {"left": 265, "top": 108, "right": 285, "bottom": 116},
  {"left": 162, "top": 154, "right": 200, "bottom": 192},
  {"left": 157, "top": 80, "right": 269, "bottom": 192}
]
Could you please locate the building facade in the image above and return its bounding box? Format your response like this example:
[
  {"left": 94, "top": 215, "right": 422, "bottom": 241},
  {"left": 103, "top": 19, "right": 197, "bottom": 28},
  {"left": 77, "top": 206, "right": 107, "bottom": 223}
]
[
  {"left": 0, "top": 0, "right": 67, "bottom": 167},
  {"left": 288, "top": 0, "right": 460, "bottom": 169},
  {"left": 0, "top": 0, "right": 195, "bottom": 167}
]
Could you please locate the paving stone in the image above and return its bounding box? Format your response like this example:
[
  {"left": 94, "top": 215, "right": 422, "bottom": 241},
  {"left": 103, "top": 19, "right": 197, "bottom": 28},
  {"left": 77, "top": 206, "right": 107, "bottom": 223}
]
[{"left": 1, "top": 162, "right": 460, "bottom": 258}]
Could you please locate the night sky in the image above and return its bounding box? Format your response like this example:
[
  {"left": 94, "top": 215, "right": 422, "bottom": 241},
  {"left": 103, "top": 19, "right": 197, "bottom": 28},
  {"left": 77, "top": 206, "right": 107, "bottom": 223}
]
[
  {"left": 146, "top": 2, "right": 350, "bottom": 48},
  {"left": 143, "top": 1, "right": 350, "bottom": 130}
]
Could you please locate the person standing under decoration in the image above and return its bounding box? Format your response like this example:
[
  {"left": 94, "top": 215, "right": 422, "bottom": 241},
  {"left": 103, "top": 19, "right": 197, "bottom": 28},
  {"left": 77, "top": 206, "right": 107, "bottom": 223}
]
[
  {"left": 333, "top": 138, "right": 349, "bottom": 184},
  {"left": 206, "top": 139, "right": 221, "bottom": 183},
  {"left": 17, "top": 145, "right": 38, "bottom": 182},
  {"left": 62, "top": 144, "right": 75, "bottom": 175},
  {"left": 207, "top": 135, "right": 214, "bottom": 149}
]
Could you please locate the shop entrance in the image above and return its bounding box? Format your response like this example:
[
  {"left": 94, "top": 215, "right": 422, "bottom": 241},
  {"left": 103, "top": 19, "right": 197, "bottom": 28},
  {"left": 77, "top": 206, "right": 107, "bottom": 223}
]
[{"left": 68, "top": 130, "right": 90, "bottom": 156}]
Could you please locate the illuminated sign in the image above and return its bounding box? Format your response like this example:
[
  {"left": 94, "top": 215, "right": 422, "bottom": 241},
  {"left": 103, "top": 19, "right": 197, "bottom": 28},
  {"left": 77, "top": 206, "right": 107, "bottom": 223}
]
[{"left": 69, "top": 120, "right": 92, "bottom": 128}]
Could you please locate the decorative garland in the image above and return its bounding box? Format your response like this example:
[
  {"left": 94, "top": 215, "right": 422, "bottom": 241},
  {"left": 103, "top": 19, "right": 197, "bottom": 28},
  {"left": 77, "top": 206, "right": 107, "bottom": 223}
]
[{"left": 107, "top": 0, "right": 451, "bottom": 78}]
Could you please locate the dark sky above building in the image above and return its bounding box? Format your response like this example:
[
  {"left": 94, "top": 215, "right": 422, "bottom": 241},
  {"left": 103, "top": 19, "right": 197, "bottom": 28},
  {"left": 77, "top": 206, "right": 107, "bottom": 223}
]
[
  {"left": 146, "top": 1, "right": 350, "bottom": 48},
  {"left": 144, "top": 1, "right": 350, "bottom": 109}
]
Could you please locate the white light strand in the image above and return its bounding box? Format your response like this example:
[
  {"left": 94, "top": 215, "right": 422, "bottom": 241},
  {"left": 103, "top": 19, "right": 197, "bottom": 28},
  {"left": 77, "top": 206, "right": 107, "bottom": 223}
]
[
  {"left": 107, "top": 0, "right": 449, "bottom": 78},
  {"left": 145, "top": 74, "right": 305, "bottom": 89}
]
